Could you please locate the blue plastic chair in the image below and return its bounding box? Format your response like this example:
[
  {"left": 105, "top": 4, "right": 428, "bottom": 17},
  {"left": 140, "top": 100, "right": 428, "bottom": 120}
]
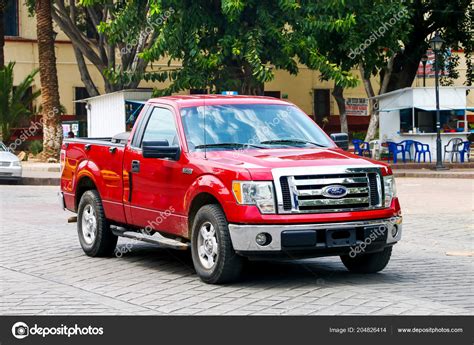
[
  {"left": 352, "top": 139, "right": 371, "bottom": 157},
  {"left": 413, "top": 141, "right": 431, "bottom": 163},
  {"left": 386, "top": 141, "right": 406, "bottom": 163},
  {"left": 459, "top": 141, "right": 471, "bottom": 163},
  {"left": 399, "top": 140, "right": 414, "bottom": 161}
]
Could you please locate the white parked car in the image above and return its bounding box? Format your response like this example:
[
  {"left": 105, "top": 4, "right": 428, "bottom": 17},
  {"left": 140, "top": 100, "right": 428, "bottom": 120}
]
[{"left": 0, "top": 141, "right": 22, "bottom": 182}]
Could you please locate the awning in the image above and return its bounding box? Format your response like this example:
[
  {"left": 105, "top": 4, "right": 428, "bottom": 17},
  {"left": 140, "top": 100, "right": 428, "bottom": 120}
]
[
  {"left": 125, "top": 100, "right": 146, "bottom": 105},
  {"left": 378, "top": 106, "right": 409, "bottom": 112},
  {"left": 415, "top": 106, "right": 467, "bottom": 111}
]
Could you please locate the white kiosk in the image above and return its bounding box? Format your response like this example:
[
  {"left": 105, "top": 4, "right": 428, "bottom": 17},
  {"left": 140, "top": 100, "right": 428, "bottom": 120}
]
[
  {"left": 77, "top": 89, "right": 153, "bottom": 138},
  {"left": 375, "top": 87, "right": 472, "bottom": 161}
]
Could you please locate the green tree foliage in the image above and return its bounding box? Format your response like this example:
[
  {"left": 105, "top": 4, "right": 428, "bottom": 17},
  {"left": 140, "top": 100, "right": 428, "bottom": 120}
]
[
  {"left": 299, "top": 0, "right": 409, "bottom": 132},
  {"left": 0, "top": 63, "right": 40, "bottom": 142},
  {"left": 387, "top": 0, "right": 473, "bottom": 91},
  {"left": 25, "top": 0, "right": 159, "bottom": 96},
  {"left": 83, "top": 0, "right": 359, "bottom": 95}
]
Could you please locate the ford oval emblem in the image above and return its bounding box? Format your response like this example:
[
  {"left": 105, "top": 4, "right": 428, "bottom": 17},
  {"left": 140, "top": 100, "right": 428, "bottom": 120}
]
[{"left": 322, "top": 185, "right": 348, "bottom": 198}]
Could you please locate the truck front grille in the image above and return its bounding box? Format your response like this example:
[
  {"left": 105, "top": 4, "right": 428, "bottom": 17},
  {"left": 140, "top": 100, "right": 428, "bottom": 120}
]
[
  {"left": 278, "top": 170, "right": 383, "bottom": 214},
  {"left": 0, "top": 161, "right": 11, "bottom": 167}
]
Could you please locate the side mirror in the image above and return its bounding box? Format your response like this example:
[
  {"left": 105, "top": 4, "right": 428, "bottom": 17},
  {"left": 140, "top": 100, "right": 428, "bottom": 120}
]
[
  {"left": 142, "top": 140, "right": 180, "bottom": 160},
  {"left": 330, "top": 133, "right": 349, "bottom": 151}
]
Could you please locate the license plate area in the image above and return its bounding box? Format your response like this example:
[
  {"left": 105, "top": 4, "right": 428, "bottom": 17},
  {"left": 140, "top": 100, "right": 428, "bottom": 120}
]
[
  {"left": 281, "top": 230, "right": 317, "bottom": 248},
  {"left": 326, "top": 228, "right": 356, "bottom": 247}
]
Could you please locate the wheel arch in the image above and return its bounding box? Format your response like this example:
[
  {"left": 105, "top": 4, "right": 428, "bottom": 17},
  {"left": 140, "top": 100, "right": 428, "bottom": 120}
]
[
  {"left": 187, "top": 192, "right": 222, "bottom": 237},
  {"left": 75, "top": 176, "right": 98, "bottom": 211}
]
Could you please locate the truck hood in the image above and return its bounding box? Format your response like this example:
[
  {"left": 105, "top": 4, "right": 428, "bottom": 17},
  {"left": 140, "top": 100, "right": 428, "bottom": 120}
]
[{"left": 199, "top": 148, "right": 390, "bottom": 177}]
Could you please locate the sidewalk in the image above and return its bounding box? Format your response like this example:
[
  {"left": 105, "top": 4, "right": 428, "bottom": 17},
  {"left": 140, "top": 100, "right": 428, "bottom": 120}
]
[
  {"left": 388, "top": 162, "right": 474, "bottom": 179},
  {"left": 21, "top": 161, "right": 60, "bottom": 172},
  {"left": 393, "top": 169, "right": 474, "bottom": 179},
  {"left": 388, "top": 162, "right": 474, "bottom": 170},
  {"left": 20, "top": 162, "right": 60, "bottom": 185}
]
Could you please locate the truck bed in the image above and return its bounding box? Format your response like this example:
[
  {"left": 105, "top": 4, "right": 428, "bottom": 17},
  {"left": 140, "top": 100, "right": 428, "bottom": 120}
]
[
  {"left": 61, "top": 134, "right": 129, "bottom": 224},
  {"left": 64, "top": 131, "right": 130, "bottom": 146}
]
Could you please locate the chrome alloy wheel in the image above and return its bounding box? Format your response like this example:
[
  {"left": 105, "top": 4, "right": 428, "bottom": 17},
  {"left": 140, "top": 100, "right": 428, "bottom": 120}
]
[
  {"left": 81, "top": 204, "right": 97, "bottom": 245},
  {"left": 197, "top": 221, "right": 218, "bottom": 269}
]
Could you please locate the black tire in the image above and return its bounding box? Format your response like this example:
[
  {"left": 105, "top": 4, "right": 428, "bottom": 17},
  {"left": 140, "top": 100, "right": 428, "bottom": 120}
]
[
  {"left": 340, "top": 246, "right": 392, "bottom": 273},
  {"left": 77, "top": 190, "right": 118, "bottom": 257},
  {"left": 191, "top": 204, "right": 243, "bottom": 284}
]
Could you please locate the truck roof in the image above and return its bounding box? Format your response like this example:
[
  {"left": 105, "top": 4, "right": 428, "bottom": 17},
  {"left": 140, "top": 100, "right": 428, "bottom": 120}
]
[{"left": 148, "top": 95, "right": 292, "bottom": 108}]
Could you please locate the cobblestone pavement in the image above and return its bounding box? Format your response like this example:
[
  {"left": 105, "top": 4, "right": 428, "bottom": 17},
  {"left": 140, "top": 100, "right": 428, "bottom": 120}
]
[{"left": 0, "top": 178, "right": 472, "bottom": 315}]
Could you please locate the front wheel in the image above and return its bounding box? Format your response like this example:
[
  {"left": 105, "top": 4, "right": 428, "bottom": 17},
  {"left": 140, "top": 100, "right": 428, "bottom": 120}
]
[
  {"left": 77, "top": 190, "right": 118, "bottom": 257},
  {"left": 340, "top": 246, "right": 392, "bottom": 273},
  {"left": 191, "top": 204, "right": 243, "bottom": 284}
]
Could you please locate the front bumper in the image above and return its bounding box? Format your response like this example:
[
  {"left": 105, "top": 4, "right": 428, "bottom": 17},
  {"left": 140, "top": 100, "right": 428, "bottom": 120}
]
[
  {"left": 0, "top": 166, "right": 22, "bottom": 180},
  {"left": 228, "top": 217, "right": 402, "bottom": 256}
]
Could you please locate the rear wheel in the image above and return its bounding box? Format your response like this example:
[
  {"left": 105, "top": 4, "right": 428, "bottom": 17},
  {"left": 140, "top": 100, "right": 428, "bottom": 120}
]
[
  {"left": 191, "top": 204, "right": 243, "bottom": 284},
  {"left": 77, "top": 190, "right": 118, "bottom": 257},
  {"left": 340, "top": 247, "right": 392, "bottom": 273}
]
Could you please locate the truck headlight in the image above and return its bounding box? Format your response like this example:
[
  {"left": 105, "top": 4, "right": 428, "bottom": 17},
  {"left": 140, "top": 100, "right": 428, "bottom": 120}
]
[
  {"left": 12, "top": 161, "right": 21, "bottom": 167},
  {"left": 383, "top": 175, "right": 397, "bottom": 208},
  {"left": 232, "top": 181, "right": 276, "bottom": 214}
]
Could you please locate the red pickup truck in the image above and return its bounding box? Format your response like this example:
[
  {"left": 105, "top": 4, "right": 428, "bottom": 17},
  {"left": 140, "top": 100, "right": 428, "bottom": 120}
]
[{"left": 60, "top": 95, "right": 402, "bottom": 284}]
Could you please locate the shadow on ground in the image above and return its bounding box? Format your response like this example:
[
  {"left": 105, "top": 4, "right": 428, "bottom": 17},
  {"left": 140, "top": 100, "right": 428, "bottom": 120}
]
[{"left": 113, "top": 242, "right": 403, "bottom": 287}]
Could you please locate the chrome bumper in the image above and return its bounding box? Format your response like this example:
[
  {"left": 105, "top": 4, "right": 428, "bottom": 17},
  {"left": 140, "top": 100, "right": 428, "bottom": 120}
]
[{"left": 228, "top": 217, "right": 402, "bottom": 252}]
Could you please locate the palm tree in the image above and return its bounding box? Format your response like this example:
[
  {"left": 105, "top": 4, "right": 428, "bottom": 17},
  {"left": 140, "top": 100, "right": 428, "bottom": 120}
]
[
  {"left": 35, "top": 0, "right": 62, "bottom": 160},
  {"left": 0, "top": 62, "right": 40, "bottom": 142},
  {"left": 0, "top": 0, "right": 6, "bottom": 68}
]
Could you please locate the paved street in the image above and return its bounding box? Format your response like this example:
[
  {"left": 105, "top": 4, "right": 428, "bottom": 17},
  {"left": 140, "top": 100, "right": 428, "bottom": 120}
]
[{"left": 0, "top": 178, "right": 473, "bottom": 315}]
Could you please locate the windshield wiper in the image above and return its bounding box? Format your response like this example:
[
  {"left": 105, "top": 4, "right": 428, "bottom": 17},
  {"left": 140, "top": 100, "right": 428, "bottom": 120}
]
[
  {"left": 194, "top": 142, "right": 266, "bottom": 149},
  {"left": 260, "top": 139, "right": 326, "bottom": 147}
]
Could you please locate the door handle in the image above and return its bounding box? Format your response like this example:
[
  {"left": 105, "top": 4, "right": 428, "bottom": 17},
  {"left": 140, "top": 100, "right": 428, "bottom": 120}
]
[{"left": 131, "top": 160, "right": 140, "bottom": 173}]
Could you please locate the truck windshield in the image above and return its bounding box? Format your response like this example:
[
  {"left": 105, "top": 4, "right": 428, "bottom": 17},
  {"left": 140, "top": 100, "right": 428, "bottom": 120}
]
[
  {"left": 181, "top": 104, "right": 333, "bottom": 151},
  {"left": 0, "top": 142, "right": 7, "bottom": 152}
]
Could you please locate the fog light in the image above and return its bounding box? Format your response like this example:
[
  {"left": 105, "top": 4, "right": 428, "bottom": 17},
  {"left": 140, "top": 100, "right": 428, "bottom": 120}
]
[
  {"left": 391, "top": 225, "right": 398, "bottom": 238},
  {"left": 256, "top": 232, "right": 272, "bottom": 246}
]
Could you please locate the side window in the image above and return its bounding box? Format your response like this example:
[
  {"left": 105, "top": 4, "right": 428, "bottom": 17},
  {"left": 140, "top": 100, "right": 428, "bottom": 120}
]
[{"left": 141, "top": 107, "right": 178, "bottom": 146}]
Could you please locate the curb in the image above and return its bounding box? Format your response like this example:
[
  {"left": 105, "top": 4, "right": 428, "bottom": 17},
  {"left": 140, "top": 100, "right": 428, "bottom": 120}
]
[
  {"left": 30, "top": 167, "right": 61, "bottom": 172},
  {"left": 22, "top": 167, "right": 61, "bottom": 173},
  {"left": 393, "top": 172, "right": 474, "bottom": 179},
  {"left": 20, "top": 177, "right": 60, "bottom": 186},
  {"left": 390, "top": 163, "right": 474, "bottom": 170}
]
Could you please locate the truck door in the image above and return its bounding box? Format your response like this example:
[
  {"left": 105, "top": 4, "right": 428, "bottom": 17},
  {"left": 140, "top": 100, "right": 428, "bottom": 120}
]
[{"left": 123, "top": 105, "right": 188, "bottom": 237}]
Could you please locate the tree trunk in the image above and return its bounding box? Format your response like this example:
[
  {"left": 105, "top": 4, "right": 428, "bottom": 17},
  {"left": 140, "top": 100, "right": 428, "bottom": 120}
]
[
  {"left": 332, "top": 84, "right": 348, "bottom": 134},
  {"left": 362, "top": 55, "right": 396, "bottom": 142},
  {"left": 73, "top": 47, "right": 99, "bottom": 97},
  {"left": 36, "top": 0, "right": 63, "bottom": 161},
  {"left": 51, "top": 2, "right": 151, "bottom": 96},
  {"left": 0, "top": 0, "right": 5, "bottom": 68},
  {"left": 240, "top": 62, "right": 264, "bottom": 95},
  {"left": 360, "top": 65, "right": 378, "bottom": 142},
  {"left": 385, "top": 18, "right": 428, "bottom": 92}
]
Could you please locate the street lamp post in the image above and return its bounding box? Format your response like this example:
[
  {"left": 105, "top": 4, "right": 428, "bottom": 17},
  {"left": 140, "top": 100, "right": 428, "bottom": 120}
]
[
  {"left": 430, "top": 32, "right": 447, "bottom": 170},
  {"left": 421, "top": 54, "right": 428, "bottom": 87}
]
